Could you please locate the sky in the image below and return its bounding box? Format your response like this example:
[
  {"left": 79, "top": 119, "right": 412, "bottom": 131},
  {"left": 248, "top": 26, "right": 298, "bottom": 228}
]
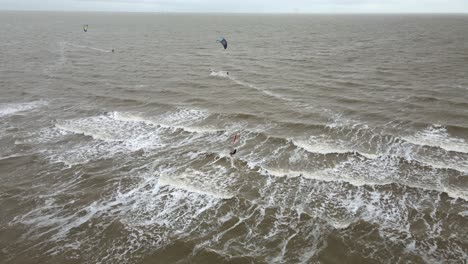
[{"left": 1, "top": 0, "right": 468, "bottom": 13}]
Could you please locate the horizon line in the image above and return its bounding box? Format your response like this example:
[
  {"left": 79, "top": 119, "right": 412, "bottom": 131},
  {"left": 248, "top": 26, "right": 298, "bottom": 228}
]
[{"left": 1, "top": 9, "right": 468, "bottom": 15}]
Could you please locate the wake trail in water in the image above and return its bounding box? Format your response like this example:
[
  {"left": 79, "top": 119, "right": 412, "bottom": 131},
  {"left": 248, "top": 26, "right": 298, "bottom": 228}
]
[
  {"left": 210, "top": 70, "right": 293, "bottom": 102},
  {"left": 0, "top": 101, "right": 48, "bottom": 118},
  {"left": 208, "top": 70, "right": 354, "bottom": 130},
  {"left": 63, "top": 42, "right": 112, "bottom": 53}
]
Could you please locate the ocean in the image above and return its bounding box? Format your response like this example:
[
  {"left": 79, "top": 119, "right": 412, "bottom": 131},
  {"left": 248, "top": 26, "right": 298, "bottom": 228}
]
[{"left": 0, "top": 12, "right": 467, "bottom": 263}]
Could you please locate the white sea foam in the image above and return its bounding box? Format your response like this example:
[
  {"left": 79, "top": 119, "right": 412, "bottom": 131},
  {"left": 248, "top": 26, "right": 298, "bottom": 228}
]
[
  {"left": 112, "top": 109, "right": 208, "bottom": 127},
  {"left": 47, "top": 109, "right": 221, "bottom": 165},
  {"left": 56, "top": 113, "right": 164, "bottom": 148},
  {"left": 322, "top": 217, "right": 355, "bottom": 229},
  {"left": 262, "top": 156, "right": 467, "bottom": 201},
  {"left": 291, "top": 136, "right": 378, "bottom": 159},
  {"left": 12, "top": 148, "right": 465, "bottom": 264},
  {"left": 325, "top": 111, "right": 368, "bottom": 130},
  {"left": 292, "top": 139, "right": 350, "bottom": 154},
  {"left": 159, "top": 175, "right": 234, "bottom": 200},
  {"left": 111, "top": 110, "right": 217, "bottom": 135},
  {"left": 262, "top": 168, "right": 305, "bottom": 178},
  {"left": 51, "top": 113, "right": 166, "bottom": 165},
  {"left": 297, "top": 121, "right": 467, "bottom": 174},
  {"left": 263, "top": 166, "right": 394, "bottom": 187},
  {"left": 109, "top": 111, "right": 150, "bottom": 124},
  {"left": 3, "top": 101, "right": 460, "bottom": 264},
  {"left": 258, "top": 168, "right": 465, "bottom": 262},
  {"left": 403, "top": 125, "right": 468, "bottom": 154},
  {"left": 182, "top": 126, "right": 222, "bottom": 134},
  {"left": 0, "top": 101, "right": 47, "bottom": 118},
  {"left": 157, "top": 109, "right": 208, "bottom": 129},
  {"left": 14, "top": 194, "right": 129, "bottom": 241},
  {"left": 413, "top": 155, "right": 468, "bottom": 173},
  {"left": 48, "top": 141, "right": 114, "bottom": 166}
]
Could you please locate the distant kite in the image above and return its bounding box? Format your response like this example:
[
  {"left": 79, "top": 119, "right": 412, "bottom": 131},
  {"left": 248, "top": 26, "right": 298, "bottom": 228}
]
[
  {"left": 83, "top": 24, "right": 88, "bottom": 32},
  {"left": 217, "top": 37, "right": 227, "bottom": 49}
]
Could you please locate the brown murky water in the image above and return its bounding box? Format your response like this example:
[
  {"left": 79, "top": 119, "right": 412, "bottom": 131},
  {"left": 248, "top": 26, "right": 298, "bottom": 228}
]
[{"left": 0, "top": 12, "right": 467, "bottom": 263}]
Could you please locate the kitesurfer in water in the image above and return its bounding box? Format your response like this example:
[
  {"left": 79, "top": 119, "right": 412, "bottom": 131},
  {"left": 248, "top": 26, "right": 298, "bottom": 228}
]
[
  {"left": 229, "top": 149, "right": 237, "bottom": 156},
  {"left": 230, "top": 133, "right": 238, "bottom": 156}
]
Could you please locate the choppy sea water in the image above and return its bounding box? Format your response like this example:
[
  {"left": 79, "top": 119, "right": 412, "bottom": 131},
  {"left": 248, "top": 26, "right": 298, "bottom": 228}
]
[{"left": 1, "top": 12, "right": 467, "bottom": 263}]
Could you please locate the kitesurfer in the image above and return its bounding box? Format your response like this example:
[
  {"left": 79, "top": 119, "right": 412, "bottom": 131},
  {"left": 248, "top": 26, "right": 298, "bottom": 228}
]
[
  {"left": 216, "top": 37, "right": 228, "bottom": 49},
  {"left": 229, "top": 133, "right": 238, "bottom": 156}
]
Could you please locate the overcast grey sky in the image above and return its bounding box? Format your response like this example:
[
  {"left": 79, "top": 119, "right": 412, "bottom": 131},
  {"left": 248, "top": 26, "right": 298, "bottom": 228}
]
[{"left": 1, "top": 0, "right": 468, "bottom": 13}]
